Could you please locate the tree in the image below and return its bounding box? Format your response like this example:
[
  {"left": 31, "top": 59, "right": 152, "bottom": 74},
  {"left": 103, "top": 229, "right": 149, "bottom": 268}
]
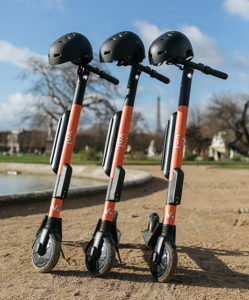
[
  {"left": 205, "top": 93, "right": 249, "bottom": 157},
  {"left": 185, "top": 123, "right": 211, "bottom": 154},
  {"left": 129, "top": 112, "right": 148, "bottom": 133},
  {"left": 21, "top": 56, "right": 120, "bottom": 129},
  {"left": 185, "top": 105, "right": 211, "bottom": 155}
]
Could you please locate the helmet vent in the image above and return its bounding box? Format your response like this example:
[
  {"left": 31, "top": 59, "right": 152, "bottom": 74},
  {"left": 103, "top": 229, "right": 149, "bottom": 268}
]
[
  {"left": 158, "top": 51, "right": 165, "bottom": 55},
  {"left": 54, "top": 54, "right": 61, "bottom": 57},
  {"left": 104, "top": 51, "right": 111, "bottom": 55}
]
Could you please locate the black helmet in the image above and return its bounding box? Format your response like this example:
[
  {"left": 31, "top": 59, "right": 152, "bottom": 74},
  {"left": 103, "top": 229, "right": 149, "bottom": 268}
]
[
  {"left": 100, "top": 31, "right": 145, "bottom": 64},
  {"left": 48, "top": 32, "right": 93, "bottom": 66},
  {"left": 149, "top": 31, "right": 194, "bottom": 65}
]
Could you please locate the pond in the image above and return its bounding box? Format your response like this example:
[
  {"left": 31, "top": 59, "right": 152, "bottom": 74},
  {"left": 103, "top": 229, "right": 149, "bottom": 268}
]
[{"left": 0, "top": 173, "right": 105, "bottom": 195}]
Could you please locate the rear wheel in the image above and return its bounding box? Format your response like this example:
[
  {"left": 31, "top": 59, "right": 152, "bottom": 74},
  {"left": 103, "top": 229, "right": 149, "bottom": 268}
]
[
  {"left": 85, "top": 237, "right": 115, "bottom": 277},
  {"left": 150, "top": 241, "right": 177, "bottom": 282}
]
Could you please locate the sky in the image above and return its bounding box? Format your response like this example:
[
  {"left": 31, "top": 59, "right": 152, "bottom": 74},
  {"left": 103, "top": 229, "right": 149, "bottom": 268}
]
[{"left": 0, "top": 0, "right": 249, "bottom": 131}]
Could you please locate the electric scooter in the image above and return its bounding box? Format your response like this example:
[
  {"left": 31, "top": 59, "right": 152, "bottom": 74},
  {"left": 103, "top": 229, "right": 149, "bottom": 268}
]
[
  {"left": 31, "top": 32, "right": 119, "bottom": 273},
  {"left": 142, "top": 31, "right": 228, "bottom": 282},
  {"left": 85, "top": 31, "right": 171, "bottom": 276}
]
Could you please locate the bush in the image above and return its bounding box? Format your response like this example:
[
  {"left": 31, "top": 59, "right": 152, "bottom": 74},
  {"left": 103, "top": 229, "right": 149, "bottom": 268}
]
[
  {"left": 184, "top": 151, "right": 195, "bottom": 161},
  {"left": 78, "top": 148, "right": 99, "bottom": 161},
  {"left": 134, "top": 151, "right": 147, "bottom": 160},
  {"left": 230, "top": 156, "right": 241, "bottom": 162},
  {"left": 202, "top": 155, "right": 214, "bottom": 161}
]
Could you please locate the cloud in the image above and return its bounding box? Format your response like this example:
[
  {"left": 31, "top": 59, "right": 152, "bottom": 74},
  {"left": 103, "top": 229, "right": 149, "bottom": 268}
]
[
  {"left": 0, "top": 40, "right": 46, "bottom": 69},
  {"left": 223, "top": 0, "right": 249, "bottom": 20},
  {"left": 180, "top": 25, "right": 224, "bottom": 66},
  {"left": 237, "top": 72, "right": 249, "bottom": 82},
  {"left": 228, "top": 51, "right": 249, "bottom": 79},
  {"left": 234, "top": 51, "right": 249, "bottom": 69},
  {"left": 134, "top": 20, "right": 166, "bottom": 50},
  {"left": 0, "top": 93, "right": 37, "bottom": 130},
  {"left": 134, "top": 21, "right": 225, "bottom": 67}
]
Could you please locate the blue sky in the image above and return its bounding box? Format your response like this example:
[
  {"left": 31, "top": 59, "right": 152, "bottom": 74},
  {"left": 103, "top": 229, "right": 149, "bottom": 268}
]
[{"left": 0, "top": 0, "right": 249, "bottom": 130}]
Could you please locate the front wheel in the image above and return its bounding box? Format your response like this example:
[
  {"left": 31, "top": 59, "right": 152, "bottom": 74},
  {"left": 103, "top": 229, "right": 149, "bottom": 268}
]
[
  {"left": 85, "top": 237, "right": 115, "bottom": 277},
  {"left": 32, "top": 234, "right": 61, "bottom": 273},
  {"left": 150, "top": 241, "right": 177, "bottom": 282}
]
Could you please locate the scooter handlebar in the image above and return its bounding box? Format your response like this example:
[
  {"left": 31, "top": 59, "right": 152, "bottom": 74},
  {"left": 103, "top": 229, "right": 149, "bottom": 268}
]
[
  {"left": 149, "top": 68, "right": 171, "bottom": 84},
  {"left": 133, "top": 63, "right": 170, "bottom": 84},
  {"left": 87, "top": 65, "right": 119, "bottom": 85},
  {"left": 191, "top": 62, "right": 228, "bottom": 80}
]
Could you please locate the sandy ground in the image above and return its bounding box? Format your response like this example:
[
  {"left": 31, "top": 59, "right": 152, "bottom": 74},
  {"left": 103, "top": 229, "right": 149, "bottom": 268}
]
[{"left": 0, "top": 165, "right": 249, "bottom": 300}]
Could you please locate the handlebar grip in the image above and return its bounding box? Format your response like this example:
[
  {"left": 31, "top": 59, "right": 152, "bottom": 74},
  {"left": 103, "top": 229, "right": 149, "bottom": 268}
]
[
  {"left": 87, "top": 65, "right": 119, "bottom": 85},
  {"left": 150, "top": 70, "right": 170, "bottom": 84},
  {"left": 98, "top": 70, "right": 119, "bottom": 85},
  {"left": 205, "top": 67, "right": 228, "bottom": 80},
  {"left": 133, "top": 63, "right": 170, "bottom": 84},
  {"left": 193, "top": 63, "right": 228, "bottom": 80}
]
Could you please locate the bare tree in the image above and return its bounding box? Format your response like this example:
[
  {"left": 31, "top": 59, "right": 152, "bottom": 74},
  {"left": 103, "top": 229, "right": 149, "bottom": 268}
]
[
  {"left": 186, "top": 123, "right": 211, "bottom": 154},
  {"left": 205, "top": 93, "right": 249, "bottom": 156},
  {"left": 130, "top": 112, "right": 148, "bottom": 133},
  {"left": 185, "top": 105, "right": 212, "bottom": 154},
  {"left": 189, "top": 104, "right": 203, "bottom": 126},
  {"left": 20, "top": 56, "right": 120, "bottom": 128}
]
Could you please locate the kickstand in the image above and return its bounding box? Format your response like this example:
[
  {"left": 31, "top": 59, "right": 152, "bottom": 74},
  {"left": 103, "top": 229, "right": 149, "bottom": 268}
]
[
  {"left": 60, "top": 247, "right": 70, "bottom": 265},
  {"left": 115, "top": 246, "right": 122, "bottom": 264}
]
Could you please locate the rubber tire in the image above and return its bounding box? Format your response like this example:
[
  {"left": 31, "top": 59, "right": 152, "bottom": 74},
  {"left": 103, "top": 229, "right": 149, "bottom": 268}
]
[
  {"left": 32, "top": 234, "right": 61, "bottom": 273},
  {"left": 150, "top": 241, "right": 178, "bottom": 283},
  {"left": 85, "top": 237, "right": 115, "bottom": 277}
]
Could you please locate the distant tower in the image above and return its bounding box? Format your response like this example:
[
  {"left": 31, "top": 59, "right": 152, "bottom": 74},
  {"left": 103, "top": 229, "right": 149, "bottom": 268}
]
[{"left": 155, "top": 96, "right": 162, "bottom": 133}]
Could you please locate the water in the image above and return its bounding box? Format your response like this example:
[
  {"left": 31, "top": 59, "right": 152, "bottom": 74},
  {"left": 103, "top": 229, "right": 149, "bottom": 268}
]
[{"left": 0, "top": 173, "right": 104, "bottom": 195}]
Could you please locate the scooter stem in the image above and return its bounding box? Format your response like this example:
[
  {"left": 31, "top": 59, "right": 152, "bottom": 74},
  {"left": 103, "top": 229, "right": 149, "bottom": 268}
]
[
  {"left": 163, "top": 65, "right": 193, "bottom": 229},
  {"left": 102, "top": 66, "right": 141, "bottom": 222},
  {"left": 49, "top": 67, "right": 89, "bottom": 219}
]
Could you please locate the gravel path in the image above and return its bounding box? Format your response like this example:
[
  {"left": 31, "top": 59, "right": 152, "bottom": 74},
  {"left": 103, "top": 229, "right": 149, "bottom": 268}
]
[{"left": 0, "top": 165, "right": 249, "bottom": 300}]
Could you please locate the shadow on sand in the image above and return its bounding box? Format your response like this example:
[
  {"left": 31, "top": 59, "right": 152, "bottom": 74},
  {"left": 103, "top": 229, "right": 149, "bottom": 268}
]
[
  {"left": 141, "top": 243, "right": 249, "bottom": 288},
  {"left": 51, "top": 241, "right": 249, "bottom": 288}
]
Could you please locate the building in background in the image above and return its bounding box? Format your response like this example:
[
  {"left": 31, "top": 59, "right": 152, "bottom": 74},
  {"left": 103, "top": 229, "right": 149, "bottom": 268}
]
[
  {"left": 208, "top": 131, "right": 236, "bottom": 161},
  {"left": 0, "top": 129, "right": 47, "bottom": 154}
]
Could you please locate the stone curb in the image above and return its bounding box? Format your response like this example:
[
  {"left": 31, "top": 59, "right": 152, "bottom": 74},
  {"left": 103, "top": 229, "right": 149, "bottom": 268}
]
[{"left": 0, "top": 163, "right": 152, "bottom": 206}]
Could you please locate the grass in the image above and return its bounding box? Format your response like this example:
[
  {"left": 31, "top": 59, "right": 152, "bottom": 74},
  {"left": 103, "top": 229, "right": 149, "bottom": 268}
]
[
  {"left": 183, "top": 160, "right": 249, "bottom": 169},
  {"left": 0, "top": 154, "right": 161, "bottom": 165},
  {"left": 0, "top": 154, "right": 100, "bottom": 165},
  {"left": 0, "top": 154, "right": 249, "bottom": 168}
]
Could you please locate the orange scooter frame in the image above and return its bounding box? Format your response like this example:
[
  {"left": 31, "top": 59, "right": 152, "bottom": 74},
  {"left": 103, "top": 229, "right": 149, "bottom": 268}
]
[
  {"left": 144, "top": 61, "right": 227, "bottom": 283},
  {"left": 163, "top": 104, "right": 188, "bottom": 226},
  {"left": 85, "top": 61, "right": 170, "bottom": 276},
  {"left": 49, "top": 102, "right": 83, "bottom": 219},
  {"left": 102, "top": 104, "right": 133, "bottom": 222},
  {"left": 32, "top": 63, "right": 119, "bottom": 273}
]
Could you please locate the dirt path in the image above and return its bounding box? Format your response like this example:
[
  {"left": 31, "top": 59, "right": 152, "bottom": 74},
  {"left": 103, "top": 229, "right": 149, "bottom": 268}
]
[{"left": 0, "top": 165, "right": 249, "bottom": 300}]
